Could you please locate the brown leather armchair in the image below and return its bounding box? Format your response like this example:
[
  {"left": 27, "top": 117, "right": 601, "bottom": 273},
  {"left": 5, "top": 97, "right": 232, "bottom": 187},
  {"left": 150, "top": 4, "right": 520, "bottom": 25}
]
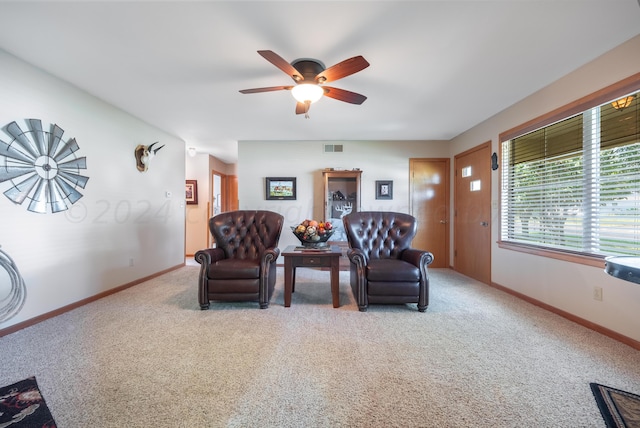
[
  {"left": 195, "top": 210, "right": 284, "bottom": 309},
  {"left": 343, "top": 211, "right": 434, "bottom": 312}
]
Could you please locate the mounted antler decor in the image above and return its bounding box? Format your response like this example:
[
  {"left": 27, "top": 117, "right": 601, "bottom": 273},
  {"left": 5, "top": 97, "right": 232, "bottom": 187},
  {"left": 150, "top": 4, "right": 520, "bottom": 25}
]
[{"left": 134, "top": 141, "right": 164, "bottom": 172}]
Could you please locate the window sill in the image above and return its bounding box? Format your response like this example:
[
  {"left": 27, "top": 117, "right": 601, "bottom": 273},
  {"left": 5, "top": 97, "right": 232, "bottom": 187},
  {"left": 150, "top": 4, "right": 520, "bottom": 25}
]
[{"left": 497, "top": 241, "right": 606, "bottom": 269}]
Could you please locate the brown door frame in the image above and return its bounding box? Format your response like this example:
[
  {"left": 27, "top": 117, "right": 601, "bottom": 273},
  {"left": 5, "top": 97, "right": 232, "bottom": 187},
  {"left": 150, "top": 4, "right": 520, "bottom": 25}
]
[
  {"left": 207, "top": 170, "right": 238, "bottom": 247},
  {"left": 211, "top": 170, "right": 238, "bottom": 214}
]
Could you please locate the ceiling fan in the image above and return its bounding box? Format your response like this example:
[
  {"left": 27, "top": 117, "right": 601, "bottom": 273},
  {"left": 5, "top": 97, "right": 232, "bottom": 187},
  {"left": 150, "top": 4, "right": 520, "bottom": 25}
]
[{"left": 239, "top": 50, "right": 370, "bottom": 118}]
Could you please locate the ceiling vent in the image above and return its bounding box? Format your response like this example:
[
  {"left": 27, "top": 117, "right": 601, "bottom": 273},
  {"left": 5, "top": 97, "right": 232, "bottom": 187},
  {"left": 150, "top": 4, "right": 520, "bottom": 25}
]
[{"left": 324, "top": 144, "right": 344, "bottom": 153}]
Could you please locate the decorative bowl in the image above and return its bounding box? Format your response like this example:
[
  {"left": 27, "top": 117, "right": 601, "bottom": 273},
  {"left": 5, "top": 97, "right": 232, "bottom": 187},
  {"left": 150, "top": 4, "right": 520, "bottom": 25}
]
[{"left": 291, "top": 220, "right": 334, "bottom": 248}]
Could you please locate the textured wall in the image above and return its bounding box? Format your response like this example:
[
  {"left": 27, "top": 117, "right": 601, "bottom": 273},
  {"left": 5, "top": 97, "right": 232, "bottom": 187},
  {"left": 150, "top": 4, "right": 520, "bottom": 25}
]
[{"left": 0, "top": 50, "right": 186, "bottom": 329}]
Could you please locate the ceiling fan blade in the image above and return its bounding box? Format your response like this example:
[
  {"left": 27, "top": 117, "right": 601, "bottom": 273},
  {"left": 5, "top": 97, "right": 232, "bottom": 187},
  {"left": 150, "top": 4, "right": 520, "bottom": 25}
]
[
  {"left": 315, "top": 56, "right": 369, "bottom": 83},
  {"left": 322, "top": 87, "right": 367, "bottom": 105},
  {"left": 258, "top": 50, "right": 303, "bottom": 82},
  {"left": 239, "top": 86, "right": 293, "bottom": 94}
]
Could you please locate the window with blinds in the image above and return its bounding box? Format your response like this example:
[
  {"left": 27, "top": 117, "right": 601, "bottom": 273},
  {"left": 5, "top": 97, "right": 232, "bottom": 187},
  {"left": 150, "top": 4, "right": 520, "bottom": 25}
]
[{"left": 500, "top": 90, "right": 640, "bottom": 257}]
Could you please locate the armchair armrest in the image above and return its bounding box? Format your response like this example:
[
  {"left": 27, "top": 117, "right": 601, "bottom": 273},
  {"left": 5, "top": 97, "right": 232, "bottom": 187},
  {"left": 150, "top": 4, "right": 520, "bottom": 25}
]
[
  {"left": 195, "top": 247, "right": 225, "bottom": 310},
  {"left": 401, "top": 248, "right": 433, "bottom": 312},
  {"left": 401, "top": 248, "right": 434, "bottom": 268},
  {"left": 261, "top": 247, "right": 281, "bottom": 264},
  {"left": 347, "top": 248, "right": 367, "bottom": 265},
  {"left": 194, "top": 248, "right": 225, "bottom": 266},
  {"left": 347, "top": 248, "right": 368, "bottom": 311},
  {"left": 258, "top": 247, "right": 281, "bottom": 309}
]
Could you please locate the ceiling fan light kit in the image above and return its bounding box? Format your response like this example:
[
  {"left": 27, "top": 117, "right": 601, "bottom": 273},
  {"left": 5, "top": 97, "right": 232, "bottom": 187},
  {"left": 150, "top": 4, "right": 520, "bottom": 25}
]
[
  {"left": 291, "top": 83, "right": 324, "bottom": 104},
  {"left": 240, "top": 50, "right": 369, "bottom": 118}
]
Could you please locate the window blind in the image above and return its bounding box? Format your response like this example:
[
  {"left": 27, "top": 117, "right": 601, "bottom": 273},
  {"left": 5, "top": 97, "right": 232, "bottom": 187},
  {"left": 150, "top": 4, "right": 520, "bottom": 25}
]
[{"left": 501, "top": 90, "right": 639, "bottom": 257}]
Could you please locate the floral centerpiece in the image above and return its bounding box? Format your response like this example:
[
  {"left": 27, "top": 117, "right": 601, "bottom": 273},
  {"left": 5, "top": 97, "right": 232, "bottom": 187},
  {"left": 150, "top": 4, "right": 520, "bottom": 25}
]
[{"left": 291, "top": 219, "right": 334, "bottom": 248}]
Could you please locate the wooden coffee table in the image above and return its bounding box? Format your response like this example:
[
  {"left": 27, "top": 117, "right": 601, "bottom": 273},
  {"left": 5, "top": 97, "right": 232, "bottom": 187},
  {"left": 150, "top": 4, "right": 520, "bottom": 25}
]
[{"left": 282, "top": 245, "right": 342, "bottom": 308}]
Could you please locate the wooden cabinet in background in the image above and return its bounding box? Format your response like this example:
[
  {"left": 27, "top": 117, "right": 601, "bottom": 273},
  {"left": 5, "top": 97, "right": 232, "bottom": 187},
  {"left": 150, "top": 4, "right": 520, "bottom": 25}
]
[{"left": 322, "top": 169, "right": 362, "bottom": 242}]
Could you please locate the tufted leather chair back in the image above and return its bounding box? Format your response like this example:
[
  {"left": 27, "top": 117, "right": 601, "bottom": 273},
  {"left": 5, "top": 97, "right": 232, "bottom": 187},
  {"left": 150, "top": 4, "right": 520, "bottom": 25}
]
[
  {"left": 343, "top": 211, "right": 417, "bottom": 261},
  {"left": 209, "top": 210, "right": 284, "bottom": 260}
]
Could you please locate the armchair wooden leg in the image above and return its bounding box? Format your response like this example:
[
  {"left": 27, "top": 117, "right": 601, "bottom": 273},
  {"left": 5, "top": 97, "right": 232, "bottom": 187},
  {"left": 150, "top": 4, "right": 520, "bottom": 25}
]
[
  {"left": 200, "top": 303, "right": 210, "bottom": 310},
  {"left": 358, "top": 306, "right": 368, "bottom": 312},
  {"left": 259, "top": 303, "right": 269, "bottom": 309},
  {"left": 418, "top": 305, "right": 427, "bottom": 312}
]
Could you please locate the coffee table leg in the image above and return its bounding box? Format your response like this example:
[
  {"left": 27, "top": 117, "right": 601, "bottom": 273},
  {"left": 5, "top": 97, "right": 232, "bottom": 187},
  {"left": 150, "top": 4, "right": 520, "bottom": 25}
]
[
  {"left": 331, "top": 255, "right": 339, "bottom": 308},
  {"left": 284, "top": 257, "right": 293, "bottom": 307},
  {"left": 292, "top": 267, "right": 296, "bottom": 293}
]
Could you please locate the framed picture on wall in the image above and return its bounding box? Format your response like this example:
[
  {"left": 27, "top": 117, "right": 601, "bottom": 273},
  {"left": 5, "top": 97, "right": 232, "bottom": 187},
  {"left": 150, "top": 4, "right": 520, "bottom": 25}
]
[
  {"left": 376, "top": 180, "right": 393, "bottom": 200},
  {"left": 265, "top": 177, "right": 296, "bottom": 200},
  {"left": 186, "top": 180, "right": 198, "bottom": 205}
]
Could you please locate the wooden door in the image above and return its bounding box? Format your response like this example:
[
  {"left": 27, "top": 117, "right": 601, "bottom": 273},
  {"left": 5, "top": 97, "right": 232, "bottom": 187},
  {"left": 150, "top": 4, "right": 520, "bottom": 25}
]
[
  {"left": 222, "top": 174, "right": 238, "bottom": 211},
  {"left": 454, "top": 142, "right": 491, "bottom": 284},
  {"left": 409, "top": 158, "right": 449, "bottom": 268}
]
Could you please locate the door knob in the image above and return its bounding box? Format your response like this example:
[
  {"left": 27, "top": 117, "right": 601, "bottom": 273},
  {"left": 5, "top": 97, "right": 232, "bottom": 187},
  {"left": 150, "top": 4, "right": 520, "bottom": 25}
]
[
  {"left": 440, "top": 220, "right": 447, "bottom": 224},
  {"left": 480, "top": 221, "right": 489, "bottom": 227}
]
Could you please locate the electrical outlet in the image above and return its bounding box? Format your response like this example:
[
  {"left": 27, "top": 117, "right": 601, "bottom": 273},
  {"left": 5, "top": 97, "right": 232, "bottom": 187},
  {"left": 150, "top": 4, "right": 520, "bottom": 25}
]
[{"left": 593, "top": 286, "right": 603, "bottom": 301}]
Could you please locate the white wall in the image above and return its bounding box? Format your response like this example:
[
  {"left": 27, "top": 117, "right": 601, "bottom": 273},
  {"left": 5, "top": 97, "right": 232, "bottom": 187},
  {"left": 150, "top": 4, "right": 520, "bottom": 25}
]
[
  {"left": 238, "top": 140, "right": 449, "bottom": 254},
  {"left": 450, "top": 35, "right": 640, "bottom": 342},
  {"left": 0, "top": 50, "right": 186, "bottom": 329},
  {"left": 185, "top": 153, "right": 211, "bottom": 255}
]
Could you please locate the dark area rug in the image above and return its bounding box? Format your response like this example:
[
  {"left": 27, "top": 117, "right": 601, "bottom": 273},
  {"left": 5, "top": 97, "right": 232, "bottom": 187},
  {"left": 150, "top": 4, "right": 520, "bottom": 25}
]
[
  {"left": 0, "top": 377, "right": 57, "bottom": 427},
  {"left": 591, "top": 382, "right": 640, "bottom": 428}
]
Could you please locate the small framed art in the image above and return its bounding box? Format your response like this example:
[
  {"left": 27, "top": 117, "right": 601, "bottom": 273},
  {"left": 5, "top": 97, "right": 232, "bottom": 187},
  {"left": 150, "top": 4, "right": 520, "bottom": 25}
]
[
  {"left": 376, "top": 180, "right": 393, "bottom": 200},
  {"left": 265, "top": 177, "right": 296, "bottom": 200},
  {"left": 186, "top": 180, "right": 198, "bottom": 205}
]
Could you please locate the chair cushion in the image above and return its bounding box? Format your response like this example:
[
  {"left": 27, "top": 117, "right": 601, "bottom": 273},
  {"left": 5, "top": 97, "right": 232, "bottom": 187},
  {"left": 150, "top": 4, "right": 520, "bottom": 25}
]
[
  {"left": 207, "top": 280, "right": 260, "bottom": 295},
  {"left": 367, "top": 281, "right": 419, "bottom": 297},
  {"left": 209, "top": 259, "right": 260, "bottom": 279},
  {"left": 366, "top": 259, "right": 420, "bottom": 282}
]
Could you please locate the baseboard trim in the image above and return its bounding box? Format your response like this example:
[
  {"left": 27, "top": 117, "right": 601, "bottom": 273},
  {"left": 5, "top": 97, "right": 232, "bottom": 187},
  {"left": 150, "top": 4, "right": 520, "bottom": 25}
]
[
  {"left": 490, "top": 281, "right": 640, "bottom": 351},
  {"left": 0, "top": 263, "right": 185, "bottom": 338}
]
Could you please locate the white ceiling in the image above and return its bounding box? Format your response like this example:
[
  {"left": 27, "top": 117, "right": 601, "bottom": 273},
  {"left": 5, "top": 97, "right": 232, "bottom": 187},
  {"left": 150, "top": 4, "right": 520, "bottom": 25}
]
[{"left": 0, "top": 1, "right": 639, "bottom": 164}]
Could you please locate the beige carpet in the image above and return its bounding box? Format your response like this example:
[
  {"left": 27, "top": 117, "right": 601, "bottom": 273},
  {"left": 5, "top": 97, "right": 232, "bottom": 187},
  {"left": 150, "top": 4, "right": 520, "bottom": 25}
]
[{"left": 1, "top": 266, "right": 639, "bottom": 427}]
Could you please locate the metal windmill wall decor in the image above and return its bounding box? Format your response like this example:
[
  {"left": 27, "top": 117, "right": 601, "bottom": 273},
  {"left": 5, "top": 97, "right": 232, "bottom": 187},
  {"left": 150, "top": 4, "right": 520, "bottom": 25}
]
[{"left": 0, "top": 119, "right": 89, "bottom": 214}]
